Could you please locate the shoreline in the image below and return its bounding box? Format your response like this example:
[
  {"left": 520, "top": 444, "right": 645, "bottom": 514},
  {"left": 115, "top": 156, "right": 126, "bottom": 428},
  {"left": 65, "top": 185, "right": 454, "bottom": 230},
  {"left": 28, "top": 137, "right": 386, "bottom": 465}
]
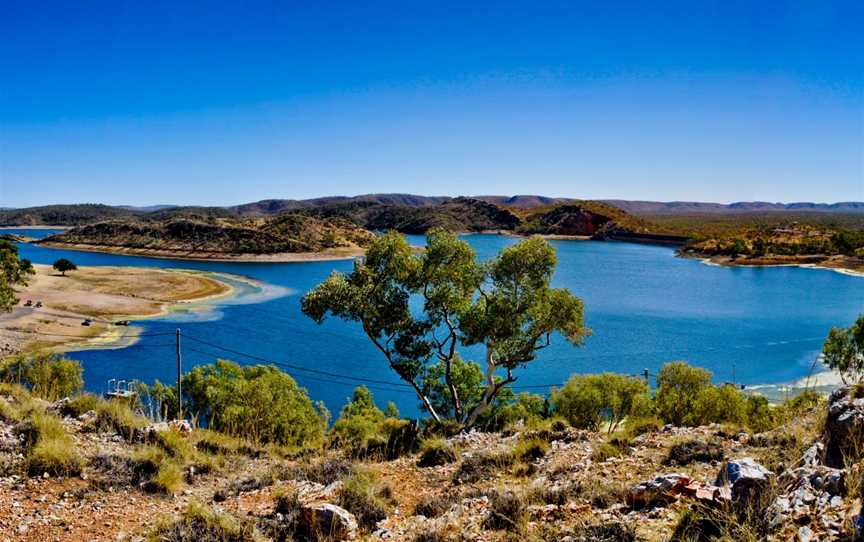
[
  {"left": 35, "top": 241, "right": 365, "bottom": 262},
  {"left": 0, "top": 225, "right": 69, "bottom": 230},
  {"left": 1, "top": 265, "right": 252, "bottom": 355},
  {"left": 683, "top": 252, "right": 864, "bottom": 277}
]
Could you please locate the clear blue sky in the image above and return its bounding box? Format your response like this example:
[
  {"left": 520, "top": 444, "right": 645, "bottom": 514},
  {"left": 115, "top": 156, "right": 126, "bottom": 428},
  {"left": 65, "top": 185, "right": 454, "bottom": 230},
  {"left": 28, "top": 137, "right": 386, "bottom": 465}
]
[{"left": 1, "top": 0, "right": 862, "bottom": 207}]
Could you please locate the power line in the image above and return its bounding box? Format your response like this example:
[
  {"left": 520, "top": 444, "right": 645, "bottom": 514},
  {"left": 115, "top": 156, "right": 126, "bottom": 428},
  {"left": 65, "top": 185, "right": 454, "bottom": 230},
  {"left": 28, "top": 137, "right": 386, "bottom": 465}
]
[{"left": 181, "top": 334, "right": 416, "bottom": 389}]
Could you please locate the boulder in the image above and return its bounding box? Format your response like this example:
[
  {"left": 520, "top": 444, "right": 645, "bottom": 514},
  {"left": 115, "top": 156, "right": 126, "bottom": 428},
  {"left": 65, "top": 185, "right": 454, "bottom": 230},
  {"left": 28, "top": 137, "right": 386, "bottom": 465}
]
[
  {"left": 715, "top": 458, "right": 773, "bottom": 503},
  {"left": 824, "top": 385, "right": 864, "bottom": 468},
  {"left": 627, "top": 473, "right": 691, "bottom": 508},
  {"left": 299, "top": 503, "right": 357, "bottom": 540}
]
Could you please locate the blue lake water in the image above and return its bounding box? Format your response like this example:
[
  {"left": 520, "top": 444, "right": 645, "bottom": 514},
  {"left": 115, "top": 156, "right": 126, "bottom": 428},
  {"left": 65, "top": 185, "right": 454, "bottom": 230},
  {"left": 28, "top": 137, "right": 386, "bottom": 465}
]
[{"left": 5, "top": 228, "right": 864, "bottom": 417}]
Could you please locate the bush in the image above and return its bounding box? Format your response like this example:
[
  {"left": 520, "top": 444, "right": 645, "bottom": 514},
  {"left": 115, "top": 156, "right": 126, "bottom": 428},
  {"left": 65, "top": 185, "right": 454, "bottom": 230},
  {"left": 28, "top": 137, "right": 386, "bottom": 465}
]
[
  {"left": 330, "top": 386, "right": 417, "bottom": 459},
  {"left": 655, "top": 362, "right": 713, "bottom": 426},
  {"left": 62, "top": 393, "right": 100, "bottom": 418},
  {"left": 417, "top": 437, "right": 459, "bottom": 467},
  {"left": 414, "top": 494, "right": 457, "bottom": 517},
  {"left": 591, "top": 442, "right": 624, "bottom": 463},
  {"left": 551, "top": 373, "right": 649, "bottom": 432},
  {"left": 288, "top": 458, "right": 355, "bottom": 486},
  {"left": 693, "top": 385, "right": 748, "bottom": 426},
  {"left": 664, "top": 440, "right": 725, "bottom": 466},
  {"left": 183, "top": 360, "right": 325, "bottom": 447},
  {"left": 95, "top": 399, "right": 147, "bottom": 441},
  {"left": 0, "top": 352, "right": 83, "bottom": 401},
  {"left": 484, "top": 490, "right": 527, "bottom": 532},
  {"left": 22, "top": 412, "right": 82, "bottom": 476},
  {"left": 513, "top": 436, "right": 549, "bottom": 462},
  {"left": 338, "top": 471, "right": 392, "bottom": 531},
  {"left": 147, "top": 501, "right": 258, "bottom": 541},
  {"left": 625, "top": 416, "right": 663, "bottom": 437},
  {"left": 452, "top": 450, "right": 516, "bottom": 484},
  {"left": 151, "top": 460, "right": 184, "bottom": 494}
]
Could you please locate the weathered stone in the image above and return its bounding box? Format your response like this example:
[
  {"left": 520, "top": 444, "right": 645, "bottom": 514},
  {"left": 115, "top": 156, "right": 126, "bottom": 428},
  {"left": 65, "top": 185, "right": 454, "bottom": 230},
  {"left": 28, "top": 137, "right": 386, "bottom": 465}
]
[
  {"left": 715, "top": 458, "right": 773, "bottom": 503},
  {"left": 627, "top": 473, "right": 691, "bottom": 508},
  {"left": 824, "top": 385, "right": 864, "bottom": 468},
  {"left": 299, "top": 503, "right": 357, "bottom": 540}
]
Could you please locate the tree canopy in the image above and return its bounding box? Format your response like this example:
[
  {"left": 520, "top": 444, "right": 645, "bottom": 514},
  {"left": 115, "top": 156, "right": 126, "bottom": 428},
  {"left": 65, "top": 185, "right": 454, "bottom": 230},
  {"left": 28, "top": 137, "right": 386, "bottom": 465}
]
[
  {"left": 301, "top": 229, "right": 587, "bottom": 428},
  {"left": 52, "top": 258, "right": 77, "bottom": 276},
  {"left": 0, "top": 239, "right": 35, "bottom": 312},
  {"left": 822, "top": 315, "right": 864, "bottom": 384}
]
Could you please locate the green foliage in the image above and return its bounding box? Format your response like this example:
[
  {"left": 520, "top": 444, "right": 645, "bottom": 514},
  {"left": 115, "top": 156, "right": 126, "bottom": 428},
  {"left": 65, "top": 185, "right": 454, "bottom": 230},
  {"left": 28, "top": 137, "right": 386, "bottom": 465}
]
[
  {"left": 655, "top": 362, "right": 713, "bottom": 427},
  {"left": 693, "top": 384, "right": 748, "bottom": 426},
  {"left": 822, "top": 315, "right": 864, "bottom": 384},
  {"left": 338, "top": 470, "right": 392, "bottom": 532},
  {"left": 0, "top": 239, "right": 35, "bottom": 312},
  {"left": 513, "top": 436, "right": 549, "bottom": 462},
  {"left": 23, "top": 412, "right": 82, "bottom": 477},
  {"left": 182, "top": 360, "right": 324, "bottom": 447},
  {"left": 417, "top": 437, "right": 459, "bottom": 467},
  {"left": 61, "top": 392, "right": 101, "bottom": 417},
  {"left": 52, "top": 257, "right": 77, "bottom": 276},
  {"left": 330, "top": 386, "right": 416, "bottom": 459},
  {"left": 302, "top": 229, "right": 587, "bottom": 427},
  {"left": 625, "top": 416, "right": 663, "bottom": 437},
  {"left": 95, "top": 398, "right": 148, "bottom": 441},
  {"left": 551, "top": 373, "right": 649, "bottom": 432},
  {"left": 0, "top": 352, "right": 83, "bottom": 401},
  {"left": 147, "top": 500, "right": 260, "bottom": 541},
  {"left": 484, "top": 490, "right": 528, "bottom": 532}
]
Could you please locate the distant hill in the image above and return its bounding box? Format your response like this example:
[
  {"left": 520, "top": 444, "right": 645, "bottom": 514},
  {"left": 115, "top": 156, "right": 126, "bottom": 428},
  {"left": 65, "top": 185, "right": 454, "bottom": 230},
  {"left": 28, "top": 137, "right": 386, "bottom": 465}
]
[
  {"left": 39, "top": 215, "right": 374, "bottom": 256},
  {"left": 474, "top": 195, "right": 572, "bottom": 209},
  {"left": 0, "top": 204, "right": 141, "bottom": 226},
  {"left": 233, "top": 194, "right": 450, "bottom": 215},
  {"left": 603, "top": 200, "right": 864, "bottom": 215},
  {"left": 116, "top": 205, "right": 178, "bottom": 213}
]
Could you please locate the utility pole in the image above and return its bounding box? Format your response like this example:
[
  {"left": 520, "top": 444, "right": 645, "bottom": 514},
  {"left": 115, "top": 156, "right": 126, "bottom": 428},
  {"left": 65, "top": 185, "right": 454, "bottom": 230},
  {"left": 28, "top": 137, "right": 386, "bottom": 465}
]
[
  {"left": 175, "top": 328, "right": 182, "bottom": 420},
  {"left": 643, "top": 368, "right": 649, "bottom": 386}
]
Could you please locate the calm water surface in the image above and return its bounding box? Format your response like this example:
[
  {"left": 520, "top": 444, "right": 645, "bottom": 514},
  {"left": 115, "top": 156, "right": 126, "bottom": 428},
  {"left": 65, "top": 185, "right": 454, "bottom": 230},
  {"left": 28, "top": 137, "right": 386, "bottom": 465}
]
[{"left": 7, "top": 228, "right": 864, "bottom": 416}]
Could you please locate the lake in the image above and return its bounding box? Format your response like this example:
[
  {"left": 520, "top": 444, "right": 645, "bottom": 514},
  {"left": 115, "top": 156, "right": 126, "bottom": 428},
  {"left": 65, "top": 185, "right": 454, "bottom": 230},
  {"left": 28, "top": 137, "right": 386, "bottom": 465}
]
[{"left": 7, "top": 228, "right": 864, "bottom": 417}]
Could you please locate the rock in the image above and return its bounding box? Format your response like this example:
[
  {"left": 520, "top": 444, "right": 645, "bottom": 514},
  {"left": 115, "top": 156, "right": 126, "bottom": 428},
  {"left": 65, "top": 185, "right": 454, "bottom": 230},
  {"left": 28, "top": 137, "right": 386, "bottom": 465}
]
[
  {"left": 824, "top": 385, "right": 864, "bottom": 468},
  {"left": 168, "top": 419, "right": 192, "bottom": 435},
  {"left": 798, "top": 442, "right": 824, "bottom": 467},
  {"left": 627, "top": 473, "right": 691, "bottom": 508},
  {"left": 77, "top": 410, "right": 98, "bottom": 423},
  {"left": 299, "top": 503, "right": 357, "bottom": 540},
  {"left": 715, "top": 458, "right": 773, "bottom": 503},
  {"left": 797, "top": 525, "right": 812, "bottom": 542}
]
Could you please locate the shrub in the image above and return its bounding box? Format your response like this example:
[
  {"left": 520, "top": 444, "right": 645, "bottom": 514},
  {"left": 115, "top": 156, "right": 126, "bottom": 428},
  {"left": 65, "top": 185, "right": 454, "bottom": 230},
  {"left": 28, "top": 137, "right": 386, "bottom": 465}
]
[
  {"left": 591, "top": 442, "right": 624, "bottom": 463},
  {"left": 151, "top": 460, "right": 184, "bottom": 494},
  {"left": 452, "top": 450, "right": 516, "bottom": 484},
  {"left": 664, "top": 440, "right": 725, "bottom": 466},
  {"left": 414, "top": 494, "right": 457, "bottom": 517},
  {"left": 655, "top": 362, "right": 713, "bottom": 426},
  {"left": 571, "top": 479, "right": 629, "bottom": 509},
  {"left": 693, "top": 384, "right": 748, "bottom": 426},
  {"left": 417, "top": 437, "right": 459, "bottom": 467},
  {"left": 551, "top": 373, "right": 649, "bottom": 432},
  {"left": 625, "top": 416, "right": 663, "bottom": 437},
  {"left": 95, "top": 399, "right": 147, "bottom": 441},
  {"left": 330, "top": 386, "right": 417, "bottom": 459},
  {"left": 338, "top": 471, "right": 391, "bottom": 531},
  {"left": 147, "top": 501, "right": 258, "bottom": 541},
  {"left": 513, "top": 436, "right": 549, "bottom": 462},
  {"left": 0, "top": 352, "right": 83, "bottom": 401},
  {"left": 288, "top": 458, "right": 355, "bottom": 486},
  {"left": 62, "top": 393, "right": 100, "bottom": 418},
  {"left": 22, "top": 412, "right": 82, "bottom": 476},
  {"left": 183, "top": 360, "right": 324, "bottom": 447},
  {"left": 484, "top": 490, "right": 527, "bottom": 532}
]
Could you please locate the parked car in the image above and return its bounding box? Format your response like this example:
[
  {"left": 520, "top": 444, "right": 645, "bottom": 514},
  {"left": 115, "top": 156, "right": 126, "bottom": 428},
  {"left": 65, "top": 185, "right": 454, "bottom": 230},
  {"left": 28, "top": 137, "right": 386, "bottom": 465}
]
[
  {"left": 34, "top": 301, "right": 42, "bottom": 308},
  {"left": 82, "top": 319, "right": 92, "bottom": 326},
  {"left": 23, "top": 300, "right": 32, "bottom": 307},
  {"left": 115, "top": 320, "right": 130, "bottom": 326}
]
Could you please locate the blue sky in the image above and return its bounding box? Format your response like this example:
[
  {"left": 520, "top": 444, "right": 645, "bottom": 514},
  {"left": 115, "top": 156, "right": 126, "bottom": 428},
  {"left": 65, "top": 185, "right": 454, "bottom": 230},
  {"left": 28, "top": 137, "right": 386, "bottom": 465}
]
[{"left": 1, "top": 1, "right": 861, "bottom": 207}]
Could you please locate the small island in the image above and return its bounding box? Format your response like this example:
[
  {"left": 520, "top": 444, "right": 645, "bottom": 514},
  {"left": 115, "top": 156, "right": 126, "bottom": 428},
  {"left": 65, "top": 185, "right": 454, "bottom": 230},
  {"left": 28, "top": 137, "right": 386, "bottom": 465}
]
[
  {"left": 678, "top": 224, "right": 864, "bottom": 273},
  {"left": 0, "top": 263, "right": 236, "bottom": 354}
]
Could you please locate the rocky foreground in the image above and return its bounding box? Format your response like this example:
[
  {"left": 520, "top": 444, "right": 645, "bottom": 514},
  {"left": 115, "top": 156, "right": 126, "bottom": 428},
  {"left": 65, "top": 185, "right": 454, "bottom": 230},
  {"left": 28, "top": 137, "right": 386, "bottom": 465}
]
[{"left": 1, "top": 386, "right": 863, "bottom": 541}]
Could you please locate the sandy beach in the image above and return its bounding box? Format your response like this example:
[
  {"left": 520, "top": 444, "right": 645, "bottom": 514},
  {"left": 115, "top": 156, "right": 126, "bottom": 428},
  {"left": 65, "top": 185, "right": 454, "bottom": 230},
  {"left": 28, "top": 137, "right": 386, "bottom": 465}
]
[
  {"left": 0, "top": 264, "right": 239, "bottom": 355},
  {"left": 35, "top": 241, "right": 365, "bottom": 262}
]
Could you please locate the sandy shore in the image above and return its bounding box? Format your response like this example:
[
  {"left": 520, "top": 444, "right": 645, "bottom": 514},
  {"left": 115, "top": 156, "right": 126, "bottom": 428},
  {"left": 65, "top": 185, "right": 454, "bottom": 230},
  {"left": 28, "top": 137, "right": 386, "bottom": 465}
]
[
  {"left": 0, "top": 264, "right": 238, "bottom": 355},
  {"left": 35, "top": 241, "right": 365, "bottom": 262},
  {"left": 686, "top": 253, "right": 864, "bottom": 277}
]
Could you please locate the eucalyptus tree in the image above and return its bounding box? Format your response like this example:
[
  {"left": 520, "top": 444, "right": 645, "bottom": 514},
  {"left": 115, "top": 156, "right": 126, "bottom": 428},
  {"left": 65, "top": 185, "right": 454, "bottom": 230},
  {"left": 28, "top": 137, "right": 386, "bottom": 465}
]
[
  {"left": 822, "top": 315, "right": 864, "bottom": 384},
  {"left": 301, "top": 229, "right": 587, "bottom": 428},
  {"left": 0, "top": 239, "right": 35, "bottom": 312}
]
